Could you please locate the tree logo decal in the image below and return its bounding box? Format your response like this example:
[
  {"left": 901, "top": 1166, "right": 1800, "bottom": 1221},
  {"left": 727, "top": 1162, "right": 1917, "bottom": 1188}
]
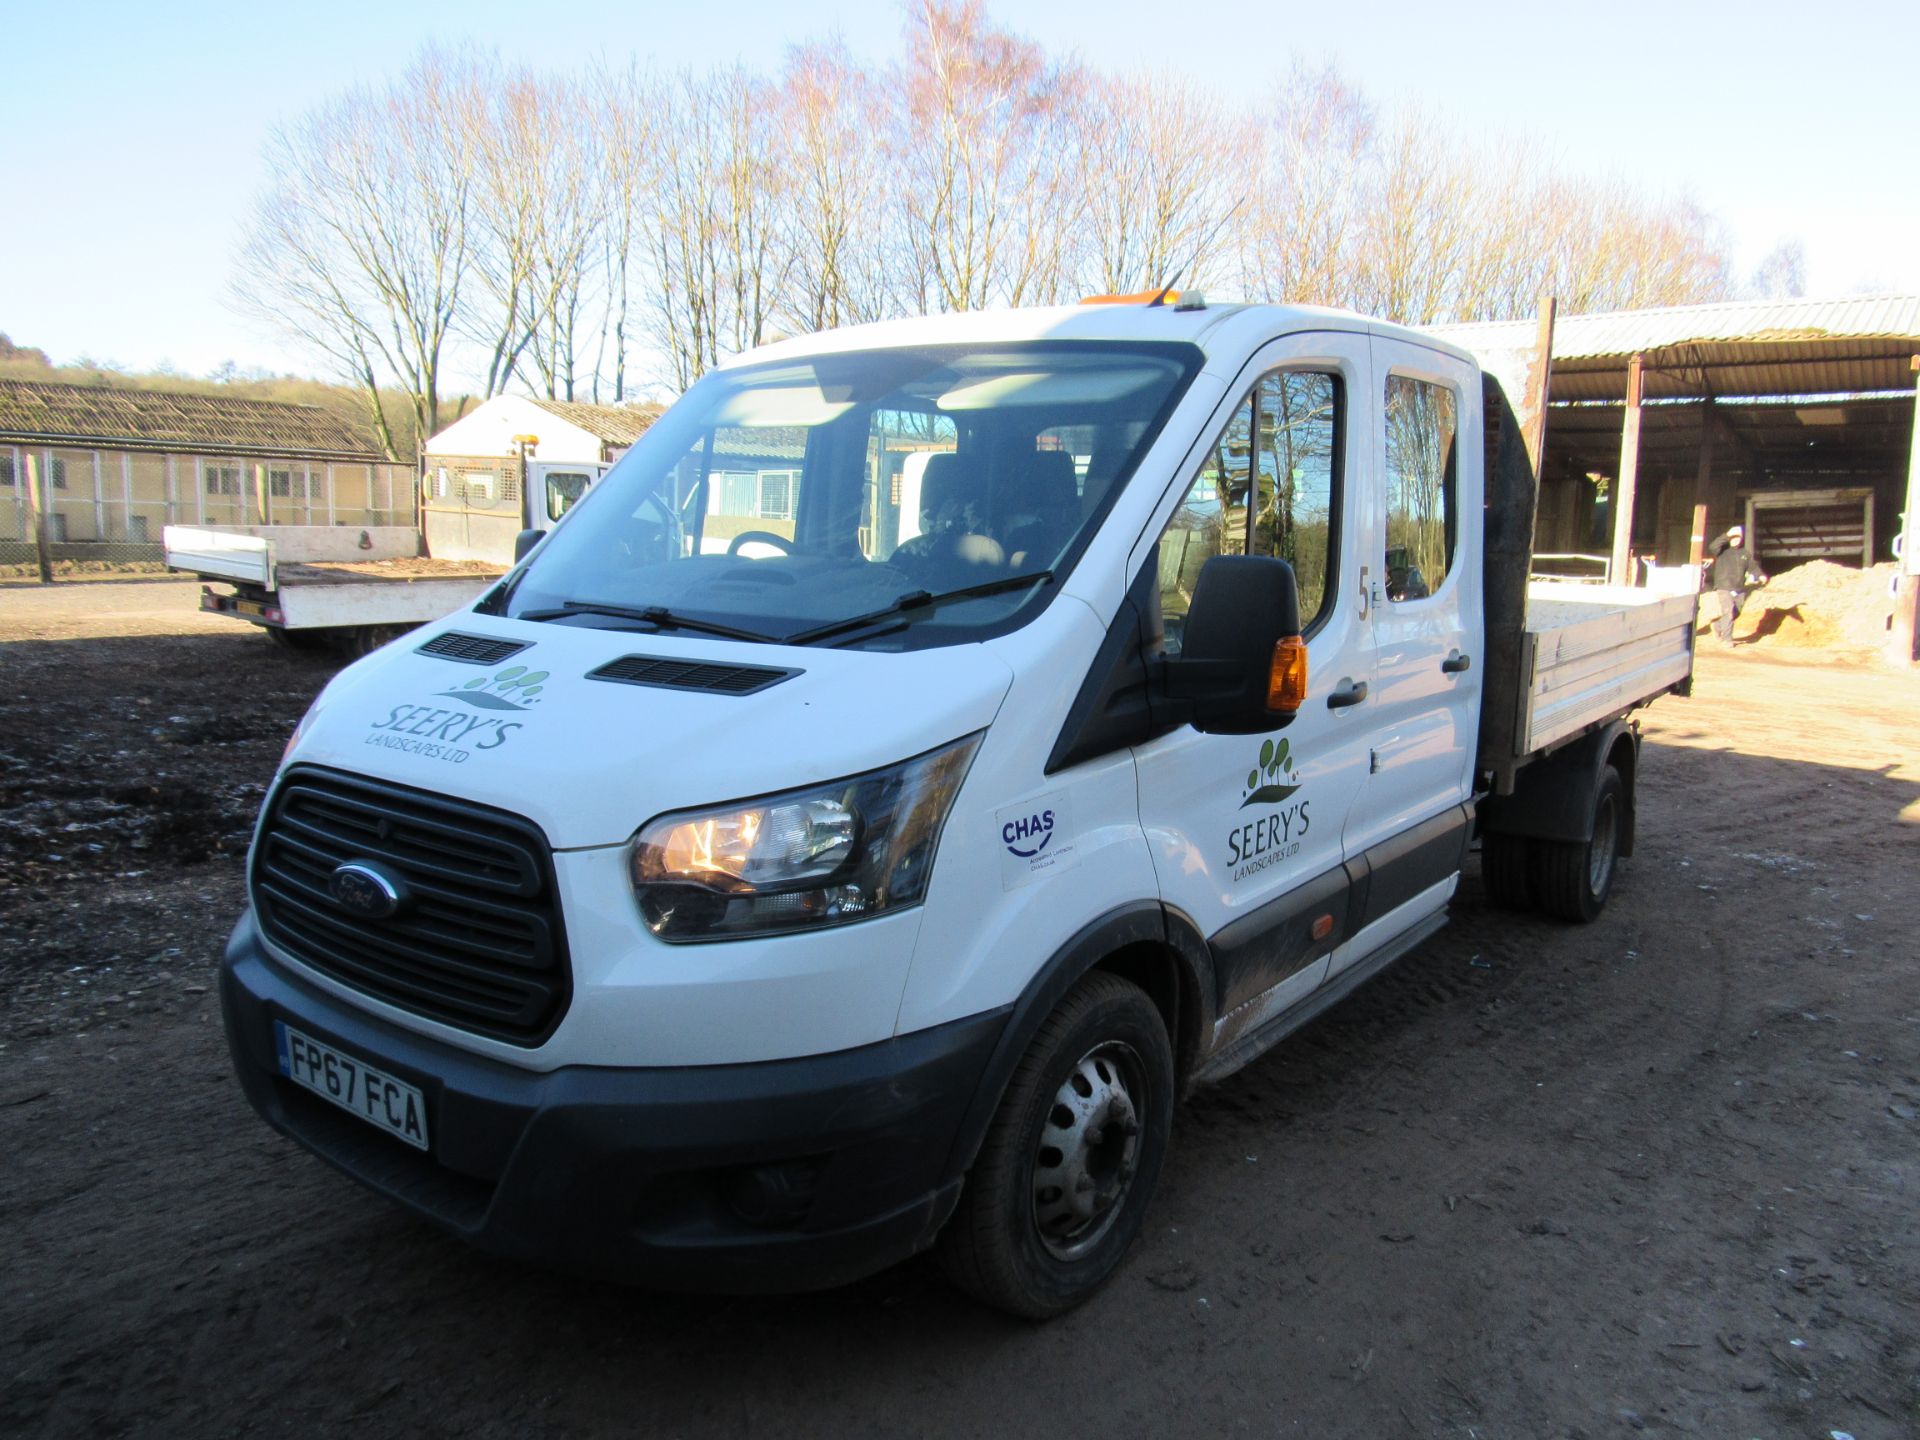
[
  {"left": 437, "top": 665, "right": 549, "bottom": 711},
  {"left": 1240, "top": 736, "right": 1301, "bottom": 808}
]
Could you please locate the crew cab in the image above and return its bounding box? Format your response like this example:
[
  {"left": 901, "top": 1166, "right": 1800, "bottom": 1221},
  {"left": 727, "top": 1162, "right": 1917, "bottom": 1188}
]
[{"left": 220, "top": 300, "right": 1695, "bottom": 1316}]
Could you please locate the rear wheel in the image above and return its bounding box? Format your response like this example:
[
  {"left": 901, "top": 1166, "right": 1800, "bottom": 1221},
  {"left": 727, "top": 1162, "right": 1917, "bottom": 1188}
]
[
  {"left": 1531, "top": 765, "right": 1624, "bottom": 923},
  {"left": 265, "top": 626, "right": 331, "bottom": 657},
  {"left": 328, "top": 624, "right": 413, "bottom": 660},
  {"left": 1480, "top": 832, "right": 1533, "bottom": 911},
  {"left": 937, "top": 972, "right": 1174, "bottom": 1318}
]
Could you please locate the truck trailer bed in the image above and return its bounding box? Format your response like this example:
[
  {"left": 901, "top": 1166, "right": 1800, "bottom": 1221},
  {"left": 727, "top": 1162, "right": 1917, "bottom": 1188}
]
[
  {"left": 1517, "top": 582, "right": 1697, "bottom": 753},
  {"left": 165, "top": 524, "right": 504, "bottom": 635}
]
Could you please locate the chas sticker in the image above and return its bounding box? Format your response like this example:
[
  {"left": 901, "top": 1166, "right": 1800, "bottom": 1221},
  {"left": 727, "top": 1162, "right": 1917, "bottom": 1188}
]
[{"left": 997, "top": 791, "right": 1076, "bottom": 889}]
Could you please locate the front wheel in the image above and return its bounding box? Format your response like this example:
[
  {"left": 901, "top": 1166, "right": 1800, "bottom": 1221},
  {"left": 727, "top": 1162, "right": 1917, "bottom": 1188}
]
[
  {"left": 937, "top": 972, "right": 1174, "bottom": 1318},
  {"left": 1531, "top": 765, "right": 1624, "bottom": 923}
]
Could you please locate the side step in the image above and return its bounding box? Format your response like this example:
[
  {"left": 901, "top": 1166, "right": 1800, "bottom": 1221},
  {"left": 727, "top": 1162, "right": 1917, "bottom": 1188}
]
[{"left": 1191, "top": 909, "right": 1449, "bottom": 1088}]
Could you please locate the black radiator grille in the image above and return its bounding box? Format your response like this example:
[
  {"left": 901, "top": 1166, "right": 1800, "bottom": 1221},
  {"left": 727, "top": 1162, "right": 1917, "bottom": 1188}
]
[
  {"left": 587, "top": 653, "right": 799, "bottom": 696},
  {"left": 252, "top": 767, "right": 569, "bottom": 1045}
]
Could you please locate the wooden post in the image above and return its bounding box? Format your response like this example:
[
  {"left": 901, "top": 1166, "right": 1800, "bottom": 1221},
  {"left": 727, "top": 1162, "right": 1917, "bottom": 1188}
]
[
  {"left": 1519, "top": 297, "right": 1557, "bottom": 479},
  {"left": 1610, "top": 354, "right": 1644, "bottom": 585},
  {"left": 1476, "top": 295, "right": 1557, "bottom": 792},
  {"left": 1890, "top": 356, "right": 1920, "bottom": 665},
  {"left": 1688, "top": 398, "right": 1716, "bottom": 566},
  {"left": 254, "top": 462, "right": 271, "bottom": 526},
  {"left": 23, "top": 451, "right": 53, "bottom": 584}
]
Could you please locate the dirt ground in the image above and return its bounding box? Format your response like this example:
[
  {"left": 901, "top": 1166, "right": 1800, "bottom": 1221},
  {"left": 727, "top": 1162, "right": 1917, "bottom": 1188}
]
[{"left": 4, "top": 577, "right": 1918, "bottom": 1440}]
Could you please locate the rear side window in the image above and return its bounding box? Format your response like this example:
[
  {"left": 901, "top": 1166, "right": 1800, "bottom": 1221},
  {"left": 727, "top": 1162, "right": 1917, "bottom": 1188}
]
[
  {"left": 1383, "top": 375, "right": 1457, "bottom": 601},
  {"left": 1157, "top": 370, "right": 1341, "bottom": 653}
]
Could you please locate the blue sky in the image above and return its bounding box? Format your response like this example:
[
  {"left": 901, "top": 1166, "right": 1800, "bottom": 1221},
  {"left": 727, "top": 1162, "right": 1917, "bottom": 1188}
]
[{"left": 3, "top": 0, "right": 1916, "bottom": 379}]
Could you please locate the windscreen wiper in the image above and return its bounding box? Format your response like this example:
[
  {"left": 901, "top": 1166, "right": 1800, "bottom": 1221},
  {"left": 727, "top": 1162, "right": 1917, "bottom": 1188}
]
[
  {"left": 785, "top": 571, "right": 1054, "bottom": 647},
  {"left": 516, "top": 600, "right": 778, "bottom": 643}
]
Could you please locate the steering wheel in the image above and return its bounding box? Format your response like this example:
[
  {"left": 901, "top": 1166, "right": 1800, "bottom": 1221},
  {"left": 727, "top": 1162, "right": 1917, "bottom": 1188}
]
[{"left": 727, "top": 530, "right": 795, "bottom": 557}]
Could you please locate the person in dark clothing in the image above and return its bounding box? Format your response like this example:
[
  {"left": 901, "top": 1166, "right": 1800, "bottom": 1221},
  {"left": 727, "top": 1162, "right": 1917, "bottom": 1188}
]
[{"left": 1706, "top": 524, "right": 1766, "bottom": 643}]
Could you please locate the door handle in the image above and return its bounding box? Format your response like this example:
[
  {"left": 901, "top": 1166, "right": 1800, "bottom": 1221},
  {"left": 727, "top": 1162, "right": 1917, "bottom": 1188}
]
[
  {"left": 1327, "top": 679, "right": 1369, "bottom": 709},
  {"left": 1442, "top": 651, "right": 1472, "bottom": 674}
]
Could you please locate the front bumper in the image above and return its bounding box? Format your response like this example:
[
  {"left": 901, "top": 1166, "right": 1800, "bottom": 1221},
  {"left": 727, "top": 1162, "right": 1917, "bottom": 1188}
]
[{"left": 220, "top": 913, "right": 1009, "bottom": 1293}]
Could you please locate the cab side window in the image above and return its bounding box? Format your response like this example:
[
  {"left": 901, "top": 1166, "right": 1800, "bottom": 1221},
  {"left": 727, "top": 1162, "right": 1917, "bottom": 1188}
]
[
  {"left": 1157, "top": 371, "right": 1340, "bottom": 654},
  {"left": 1157, "top": 393, "right": 1251, "bottom": 653},
  {"left": 1383, "top": 375, "right": 1457, "bottom": 601},
  {"left": 1253, "top": 371, "right": 1338, "bottom": 629}
]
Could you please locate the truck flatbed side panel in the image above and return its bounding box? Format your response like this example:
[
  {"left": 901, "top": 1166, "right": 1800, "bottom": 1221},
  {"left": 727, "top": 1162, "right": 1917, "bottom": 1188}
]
[
  {"left": 275, "top": 577, "right": 500, "bottom": 629},
  {"left": 163, "top": 525, "right": 277, "bottom": 588},
  {"left": 1521, "top": 586, "right": 1696, "bottom": 753},
  {"left": 275, "top": 559, "right": 505, "bottom": 585},
  {"left": 165, "top": 523, "right": 419, "bottom": 567}
]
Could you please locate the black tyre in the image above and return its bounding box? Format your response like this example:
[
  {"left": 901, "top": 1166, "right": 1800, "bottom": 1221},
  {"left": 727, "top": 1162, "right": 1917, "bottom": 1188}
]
[
  {"left": 266, "top": 626, "right": 332, "bottom": 657},
  {"left": 937, "top": 972, "right": 1174, "bottom": 1319},
  {"left": 1480, "top": 832, "right": 1533, "bottom": 911},
  {"left": 1530, "top": 765, "right": 1624, "bottom": 923},
  {"left": 329, "top": 624, "right": 413, "bottom": 660}
]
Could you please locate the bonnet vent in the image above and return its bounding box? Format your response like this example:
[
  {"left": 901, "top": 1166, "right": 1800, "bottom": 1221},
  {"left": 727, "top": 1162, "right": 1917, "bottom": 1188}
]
[
  {"left": 587, "top": 654, "right": 800, "bottom": 696},
  {"left": 417, "top": 633, "right": 532, "bottom": 666}
]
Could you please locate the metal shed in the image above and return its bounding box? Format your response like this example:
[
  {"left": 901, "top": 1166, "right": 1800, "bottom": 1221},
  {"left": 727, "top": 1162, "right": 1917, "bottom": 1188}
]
[
  {"left": 1429, "top": 295, "right": 1920, "bottom": 581},
  {"left": 0, "top": 379, "right": 412, "bottom": 565}
]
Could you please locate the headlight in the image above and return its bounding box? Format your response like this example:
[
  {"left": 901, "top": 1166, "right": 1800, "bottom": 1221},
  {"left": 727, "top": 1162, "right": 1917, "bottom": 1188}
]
[{"left": 630, "top": 733, "right": 982, "bottom": 942}]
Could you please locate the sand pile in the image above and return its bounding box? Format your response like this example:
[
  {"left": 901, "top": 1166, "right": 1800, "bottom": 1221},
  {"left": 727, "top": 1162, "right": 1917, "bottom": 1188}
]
[{"left": 1722, "top": 559, "right": 1898, "bottom": 654}]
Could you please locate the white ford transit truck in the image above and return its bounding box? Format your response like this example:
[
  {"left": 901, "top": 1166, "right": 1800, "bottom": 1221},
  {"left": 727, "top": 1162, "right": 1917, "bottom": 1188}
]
[{"left": 221, "top": 299, "right": 1696, "bottom": 1316}]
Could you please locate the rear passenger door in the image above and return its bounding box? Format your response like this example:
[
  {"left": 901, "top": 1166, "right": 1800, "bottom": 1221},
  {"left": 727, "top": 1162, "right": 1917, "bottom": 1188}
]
[
  {"left": 1131, "top": 332, "right": 1377, "bottom": 1050},
  {"left": 1332, "top": 336, "right": 1482, "bottom": 966}
]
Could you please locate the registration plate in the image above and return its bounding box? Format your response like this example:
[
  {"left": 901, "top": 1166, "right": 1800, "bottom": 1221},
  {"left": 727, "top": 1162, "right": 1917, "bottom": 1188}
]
[{"left": 275, "top": 1022, "right": 429, "bottom": 1151}]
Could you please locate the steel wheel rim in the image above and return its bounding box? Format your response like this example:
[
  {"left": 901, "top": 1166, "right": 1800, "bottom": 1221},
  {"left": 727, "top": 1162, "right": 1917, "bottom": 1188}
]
[
  {"left": 1030, "top": 1040, "right": 1145, "bottom": 1262},
  {"left": 1589, "top": 792, "right": 1617, "bottom": 894}
]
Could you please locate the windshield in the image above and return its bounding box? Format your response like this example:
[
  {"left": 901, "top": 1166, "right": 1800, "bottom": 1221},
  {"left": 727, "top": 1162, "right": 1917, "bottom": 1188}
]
[{"left": 500, "top": 341, "right": 1202, "bottom": 649}]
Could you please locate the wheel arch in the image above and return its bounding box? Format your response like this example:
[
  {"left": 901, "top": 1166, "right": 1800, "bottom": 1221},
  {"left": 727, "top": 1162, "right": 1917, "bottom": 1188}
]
[
  {"left": 1479, "top": 718, "right": 1639, "bottom": 851},
  {"left": 943, "top": 903, "right": 1216, "bottom": 1182}
]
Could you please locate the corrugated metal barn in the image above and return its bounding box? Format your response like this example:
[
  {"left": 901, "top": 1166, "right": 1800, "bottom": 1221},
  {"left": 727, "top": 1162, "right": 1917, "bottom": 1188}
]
[
  {"left": 0, "top": 380, "right": 413, "bottom": 564},
  {"left": 1431, "top": 294, "right": 1920, "bottom": 579}
]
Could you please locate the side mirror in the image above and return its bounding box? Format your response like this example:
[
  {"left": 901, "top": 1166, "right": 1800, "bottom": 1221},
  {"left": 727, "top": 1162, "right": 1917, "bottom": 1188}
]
[
  {"left": 513, "top": 528, "right": 545, "bottom": 563},
  {"left": 1163, "top": 555, "right": 1308, "bottom": 735}
]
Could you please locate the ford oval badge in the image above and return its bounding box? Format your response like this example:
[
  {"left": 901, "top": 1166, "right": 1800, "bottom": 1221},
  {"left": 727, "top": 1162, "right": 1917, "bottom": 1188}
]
[{"left": 329, "top": 860, "right": 407, "bottom": 919}]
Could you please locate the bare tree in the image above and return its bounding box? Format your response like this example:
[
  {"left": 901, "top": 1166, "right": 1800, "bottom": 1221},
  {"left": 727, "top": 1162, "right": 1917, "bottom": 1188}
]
[
  {"left": 235, "top": 50, "right": 481, "bottom": 457},
  {"left": 1749, "top": 240, "right": 1806, "bottom": 300},
  {"left": 895, "top": 1, "right": 1073, "bottom": 312},
  {"left": 644, "top": 67, "right": 794, "bottom": 389},
  {"left": 1074, "top": 74, "right": 1252, "bottom": 296},
  {"left": 240, "top": 40, "right": 1744, "bottom": 411},
  {"left": 462, "top": 66, "right": 609, "bottom": 400},
  {"left": 776, "top": 42, "right": 893, "bottom": 331},
  {"left": 586, "top": 62, "right": 660, "bottom": 402},
  {"left": 1243, "top": 64, "right": 1375, "bottom": 309}
]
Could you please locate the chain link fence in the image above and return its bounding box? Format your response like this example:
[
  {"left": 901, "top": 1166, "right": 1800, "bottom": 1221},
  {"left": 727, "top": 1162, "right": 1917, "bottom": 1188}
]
[{"left": 1, "top": 444, "right": 416, "bottom": 580}]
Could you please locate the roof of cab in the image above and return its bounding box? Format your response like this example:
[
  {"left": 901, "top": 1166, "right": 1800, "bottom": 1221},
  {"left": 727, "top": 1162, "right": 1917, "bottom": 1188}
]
[{"left": 724, "top": 302, "right": 1478, "bottom": 372}]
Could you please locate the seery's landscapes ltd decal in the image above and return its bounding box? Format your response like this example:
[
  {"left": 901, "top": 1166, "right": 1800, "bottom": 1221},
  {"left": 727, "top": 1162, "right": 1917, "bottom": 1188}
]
[
  {"left": 1227, "top": 736, "right": 1309, "bottom": 883},
  {"left": 365, "top": 664, "right": 547, "bottom": 765}
]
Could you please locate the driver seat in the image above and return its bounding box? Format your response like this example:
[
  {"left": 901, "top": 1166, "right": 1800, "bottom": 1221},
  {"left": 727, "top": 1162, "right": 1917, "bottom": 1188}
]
[{"left": 914, "top": 453, "right": 1004, "bottom": 570}]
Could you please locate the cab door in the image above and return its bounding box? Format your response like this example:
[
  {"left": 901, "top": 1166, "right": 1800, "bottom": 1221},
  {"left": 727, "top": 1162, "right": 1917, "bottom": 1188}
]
[
  {"left": 1331, "top": 335, "right": 1482, "bottom": 970},
  {"left": 1131, "top": 332, "right": 1377, "bottom": 1051}
]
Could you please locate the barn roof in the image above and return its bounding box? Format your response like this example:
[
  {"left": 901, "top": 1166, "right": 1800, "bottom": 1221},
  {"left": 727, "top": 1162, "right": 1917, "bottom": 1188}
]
[
  {"left": 526, "top": 398, "right": 661, "bottom": 446},
  {"left": 0, "top": 379, "right": 384, "bottom": 460},
  {"left": 1427, "top": 294, "right": 1920, "bottom": 404}
]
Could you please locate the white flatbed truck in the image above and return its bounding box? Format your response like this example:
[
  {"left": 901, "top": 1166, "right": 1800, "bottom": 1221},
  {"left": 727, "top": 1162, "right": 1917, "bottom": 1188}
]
[
  {"left": 164, "top": 452, "right": 614, "bottom": 655},
  {"left": 163, "top": 524, "right": 507, "bottom": 657},
  {"left": 218, "top": 297, "right": 1696, "bottom": 1317}
]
